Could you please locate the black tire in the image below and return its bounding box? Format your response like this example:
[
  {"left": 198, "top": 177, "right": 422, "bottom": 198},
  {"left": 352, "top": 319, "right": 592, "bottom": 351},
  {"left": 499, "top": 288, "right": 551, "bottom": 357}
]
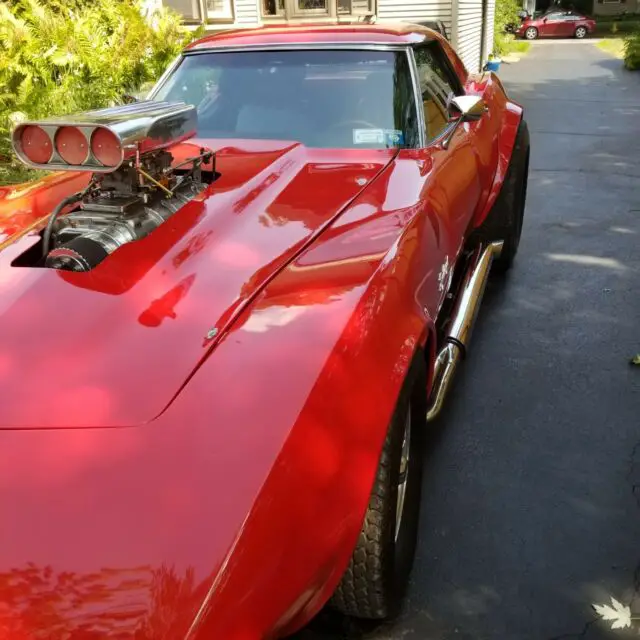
[
  {"left": 330, "top": 357, "right": 426, "bottom": 620},
  {"left": 524, "top": 26, "right": 538, "bottom": 40},
  {"left": 472, "top": 119, "right": 530, "bottom": 274},
  {"left": 574, "top": 26, "right": 587, "bottom": 38}
]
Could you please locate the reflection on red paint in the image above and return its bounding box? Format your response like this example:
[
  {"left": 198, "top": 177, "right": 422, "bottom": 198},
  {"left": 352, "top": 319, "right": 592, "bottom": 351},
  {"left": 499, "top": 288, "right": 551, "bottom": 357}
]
[
  {"left": 139, "top": 274, "right": 196, "bottom": 327},
  {"left": 0, "top": 563, "right": 210, "bottom": 640}
]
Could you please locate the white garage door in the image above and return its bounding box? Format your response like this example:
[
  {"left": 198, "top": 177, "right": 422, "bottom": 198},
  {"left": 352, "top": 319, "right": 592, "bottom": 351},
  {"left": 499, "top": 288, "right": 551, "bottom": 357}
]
[
  {"left": 454, "top": 0, "right": 484, "bottom": 72},
  {"left": 377, "top": 0, "right": 453, "bottom": 41}
]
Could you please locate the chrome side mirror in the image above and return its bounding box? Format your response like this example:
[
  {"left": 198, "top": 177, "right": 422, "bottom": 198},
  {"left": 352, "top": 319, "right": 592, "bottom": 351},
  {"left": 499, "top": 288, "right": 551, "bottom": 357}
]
[{"left": 441, "top": 95, "right": 488, "bottom": 149}]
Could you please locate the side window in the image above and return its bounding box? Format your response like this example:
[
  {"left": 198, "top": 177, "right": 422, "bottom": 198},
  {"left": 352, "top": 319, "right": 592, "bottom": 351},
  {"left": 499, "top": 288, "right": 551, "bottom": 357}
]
[
  {"left": 546, "top": 12, "right": 564, "bottom": 20},
  {"left": 413, "top": 44, "right": 458, "bottom": 142}
]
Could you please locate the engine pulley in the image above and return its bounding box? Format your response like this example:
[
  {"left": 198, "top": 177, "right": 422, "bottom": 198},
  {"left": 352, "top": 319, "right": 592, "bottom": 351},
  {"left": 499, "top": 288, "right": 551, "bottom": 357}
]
[{"left": 44, "top": 237, "right": 110, "bottom": 272}]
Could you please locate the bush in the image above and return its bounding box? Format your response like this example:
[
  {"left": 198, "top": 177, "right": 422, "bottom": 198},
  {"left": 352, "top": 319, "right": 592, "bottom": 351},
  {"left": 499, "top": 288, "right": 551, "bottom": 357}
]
[
  {"left": 0, "top": 0, "right": 199, "bottom": 182},
  {"left": 494, "top": 0, "right": 522, "bottom": 56},
  {"left": 624, "top": 30, "right": 640, "bottom": 69},
  {"left": 595, "top": 19, "right": 640, "bottom": 36}
]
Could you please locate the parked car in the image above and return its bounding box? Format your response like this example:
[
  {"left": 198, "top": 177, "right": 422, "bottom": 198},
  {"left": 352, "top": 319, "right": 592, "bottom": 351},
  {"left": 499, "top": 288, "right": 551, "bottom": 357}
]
[
  {"left": 516, "top": 10, "right": 596, "bottom": 39},
  {"left": 1, "top": 22, "right": 529, "bottom": 639}
]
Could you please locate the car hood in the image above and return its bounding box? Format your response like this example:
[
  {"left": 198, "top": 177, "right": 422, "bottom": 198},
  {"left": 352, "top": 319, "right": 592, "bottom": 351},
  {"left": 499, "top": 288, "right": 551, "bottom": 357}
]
[{"left": 0, "top": 139, "right": 395, "bottom": 428}]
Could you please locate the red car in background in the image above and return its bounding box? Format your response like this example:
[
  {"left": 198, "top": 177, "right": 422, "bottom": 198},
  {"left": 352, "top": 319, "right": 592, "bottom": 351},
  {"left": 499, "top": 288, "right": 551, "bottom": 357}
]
[
  {"left": 516, "top": 10, "right": 596, "bottom": 39},
  {"left": 0, "top": 23, "right": 529, "bottom": 640}
]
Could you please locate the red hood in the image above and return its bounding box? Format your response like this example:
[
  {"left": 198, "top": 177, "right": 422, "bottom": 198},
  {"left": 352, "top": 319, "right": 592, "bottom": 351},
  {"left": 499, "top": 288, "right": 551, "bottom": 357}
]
[{"left": 0, "top": 139, "right": 395, "bottom": 428}]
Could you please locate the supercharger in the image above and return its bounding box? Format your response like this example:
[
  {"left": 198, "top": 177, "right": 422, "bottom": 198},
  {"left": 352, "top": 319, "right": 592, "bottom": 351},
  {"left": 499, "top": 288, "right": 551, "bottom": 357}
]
[{"left": 11, "top": 101, "right": 215, "bottom": 272}]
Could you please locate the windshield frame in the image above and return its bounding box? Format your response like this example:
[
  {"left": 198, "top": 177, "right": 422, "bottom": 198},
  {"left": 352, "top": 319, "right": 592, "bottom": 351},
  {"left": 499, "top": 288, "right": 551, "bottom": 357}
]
[{"left": 147, "top": 43, "right": 426, "bottom": 149}]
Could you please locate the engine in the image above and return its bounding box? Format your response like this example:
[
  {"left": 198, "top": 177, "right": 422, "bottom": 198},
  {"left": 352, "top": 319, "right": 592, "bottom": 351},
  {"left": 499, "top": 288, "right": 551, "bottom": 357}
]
[
  {"left": 11, "top": 101, "right": 215, "bottom": 272},
  {"left": 43, "top": 149, "right": 212, "bottom": 272}
]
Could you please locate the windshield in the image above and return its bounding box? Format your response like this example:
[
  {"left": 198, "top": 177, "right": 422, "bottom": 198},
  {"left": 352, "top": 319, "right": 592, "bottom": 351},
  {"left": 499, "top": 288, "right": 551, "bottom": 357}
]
[{"left": 152, "top": 49, "right": 419, "bottom": 149}]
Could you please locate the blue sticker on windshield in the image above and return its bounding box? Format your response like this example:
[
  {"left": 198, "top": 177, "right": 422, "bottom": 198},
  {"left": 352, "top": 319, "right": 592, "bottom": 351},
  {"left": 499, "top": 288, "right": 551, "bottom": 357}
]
[{"left": 383, "top": 130, "right": 404, "bottom": 146}]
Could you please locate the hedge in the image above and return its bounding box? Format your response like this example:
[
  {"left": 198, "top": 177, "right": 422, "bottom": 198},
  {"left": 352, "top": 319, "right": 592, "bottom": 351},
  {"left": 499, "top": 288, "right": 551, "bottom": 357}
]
[
  {"left": 624, "top": 30, "right": 640, "bottom": 69},
  {"left": 0, "top": 0, "right": 199, "bottom": 184}
]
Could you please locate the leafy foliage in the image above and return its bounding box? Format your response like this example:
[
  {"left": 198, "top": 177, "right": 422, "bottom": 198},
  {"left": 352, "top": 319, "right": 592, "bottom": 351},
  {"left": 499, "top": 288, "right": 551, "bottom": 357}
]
[
  {"left": 624, "top": 29, "right": 640, "bottom": 70},
  {"left": 0, "top": 0, "right": 199, "bottom": 184},
  {"left": 493, "top": 0, "right": 522, "bottom": 56}
]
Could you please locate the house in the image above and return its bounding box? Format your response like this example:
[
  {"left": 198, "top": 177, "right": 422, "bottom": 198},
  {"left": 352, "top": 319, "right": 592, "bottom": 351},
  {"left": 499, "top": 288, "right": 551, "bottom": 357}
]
[
  {"left": 592, "top": 0, "right": 639, "bottom": 16},
  {"left": 161, "top": 0, "right": 495, "bottom": 71}
]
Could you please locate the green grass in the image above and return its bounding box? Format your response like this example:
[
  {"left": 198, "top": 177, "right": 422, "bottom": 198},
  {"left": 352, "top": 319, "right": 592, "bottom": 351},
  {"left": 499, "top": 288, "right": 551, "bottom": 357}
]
[
  {"left": 494, "top": 32, "right": 531, "bottom": 58},
  {"left": 596, "top": 38, "right": 626, "bottom": 59},
  {"left": 0, "top": 162, "right": 47, "bottom": 187},
  {"left": 505, "top": 40, "right": 531, "bottom": 54}
]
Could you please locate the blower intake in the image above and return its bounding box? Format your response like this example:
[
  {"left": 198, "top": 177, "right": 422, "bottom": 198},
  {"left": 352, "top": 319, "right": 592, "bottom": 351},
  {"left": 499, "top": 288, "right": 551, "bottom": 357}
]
[{"left": 11, "top": 101, "right": 215, "bottom": 272}]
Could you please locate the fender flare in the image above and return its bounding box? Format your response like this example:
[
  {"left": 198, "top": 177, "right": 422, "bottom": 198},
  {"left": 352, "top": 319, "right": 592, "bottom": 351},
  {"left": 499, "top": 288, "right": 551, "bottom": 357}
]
[{"left": 472, "top": 101, "right": 525, "bottom": 230}]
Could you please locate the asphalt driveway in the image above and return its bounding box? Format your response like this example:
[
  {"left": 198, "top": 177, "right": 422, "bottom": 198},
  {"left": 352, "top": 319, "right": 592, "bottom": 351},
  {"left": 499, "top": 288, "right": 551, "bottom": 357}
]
[{"left": 297, "top": 41, "right": 640, "bottom": 640}]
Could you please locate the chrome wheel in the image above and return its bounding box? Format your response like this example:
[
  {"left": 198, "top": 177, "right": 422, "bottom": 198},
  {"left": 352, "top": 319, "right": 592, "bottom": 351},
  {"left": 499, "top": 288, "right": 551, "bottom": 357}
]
[
  {"left": 575, "top": 26, "right": 587, "bottom": 38},
  {"left": 394, "top": 411, "right": 411, "bottom": 542},
  {"left": 525, "top": 27, "right": 538, "bottom": 40}
]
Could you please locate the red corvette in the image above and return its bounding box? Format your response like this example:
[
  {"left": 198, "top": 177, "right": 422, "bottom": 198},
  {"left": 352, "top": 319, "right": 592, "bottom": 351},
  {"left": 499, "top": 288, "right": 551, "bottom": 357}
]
[
  {"left": 0, "top": 23, "right": 529, "bottom": 639},
  {"left": 515, "top": 10, "right": 596, "bottom": 39}
]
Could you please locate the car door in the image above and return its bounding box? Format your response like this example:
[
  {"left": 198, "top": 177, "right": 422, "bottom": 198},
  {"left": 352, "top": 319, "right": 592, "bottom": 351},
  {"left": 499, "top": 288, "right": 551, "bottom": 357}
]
[
  {"left": 556, "top": 13, "right": 577, "bottom": 36},
  {"left": 562, "top": 13, "right": 584, "bottom": 38},
  {"left": 411, "top": 43, "right": 483, "bottom": 313},
  {"left": 540, "top": 12, "right": 566, "bottom": 36}
]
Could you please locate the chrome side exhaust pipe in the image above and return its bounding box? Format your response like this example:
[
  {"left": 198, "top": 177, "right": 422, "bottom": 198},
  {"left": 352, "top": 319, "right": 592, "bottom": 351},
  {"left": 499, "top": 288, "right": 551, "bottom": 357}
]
[{"left": 427, "top": 241, "right": 504, "bottom": 422}]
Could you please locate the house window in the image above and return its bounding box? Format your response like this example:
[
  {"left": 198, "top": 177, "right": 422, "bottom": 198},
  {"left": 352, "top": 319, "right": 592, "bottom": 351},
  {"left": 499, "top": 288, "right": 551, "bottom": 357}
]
[
  {"left": 338, "top": 0, "right": 374, "bottom": 13},
  {"left": 263, "top": 0, "right": 285, "bottom": 16},
  {"left": 206, "top": 0, "right": 234, "bottom": 20},
  {"left": 297, "top": 0, "right": 327, "bottom": 9},
  {"left": 261, "top": 0, "right": 374, "bottom": 19},
  {"left": 163, "top": 0, "right": 203, "bottom": 22}
]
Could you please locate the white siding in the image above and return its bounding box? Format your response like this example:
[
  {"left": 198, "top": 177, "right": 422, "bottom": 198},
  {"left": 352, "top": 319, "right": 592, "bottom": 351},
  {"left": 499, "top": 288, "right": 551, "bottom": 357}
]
[
  {"left": 483, "top": 0, "right": 495, "bottom": 60},
  {"left": 234, "top": 0, "right": 260, "bottom": 24},
  {"left": 452, "top": 0, "right": 483, "bottom": 72},
  {"left": 377, "top": 0, "right": 453, "bottom": 37}
]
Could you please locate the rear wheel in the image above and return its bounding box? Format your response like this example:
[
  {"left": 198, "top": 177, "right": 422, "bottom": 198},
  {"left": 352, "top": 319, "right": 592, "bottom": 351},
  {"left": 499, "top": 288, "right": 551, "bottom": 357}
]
[
  {"left": 575, "top": 26, "right": 587, "bottom": 38},
  {"left": 330, "top": 358, "right": 426, "bottom": 620},
  {"left": 525, "top": 26, "right": 538, "bottom": 39}
]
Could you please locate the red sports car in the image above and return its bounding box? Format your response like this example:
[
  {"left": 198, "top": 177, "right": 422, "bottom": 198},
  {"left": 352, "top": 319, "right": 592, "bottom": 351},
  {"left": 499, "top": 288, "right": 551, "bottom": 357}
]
[
  {"left": 0, "top": 23, "right": 529, "bottom": 639},
  {"left": 516, "top": 10, "right": 596, "bottom": 39}
]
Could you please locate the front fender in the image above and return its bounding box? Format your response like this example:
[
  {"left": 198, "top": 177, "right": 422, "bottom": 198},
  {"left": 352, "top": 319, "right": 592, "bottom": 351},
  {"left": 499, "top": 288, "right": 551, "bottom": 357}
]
[
  {"left": 466, "top": 72, "right": 525, "bottom": 229},
  {"left": 187, "top": 162, "right": 439, "bottom": 639}
]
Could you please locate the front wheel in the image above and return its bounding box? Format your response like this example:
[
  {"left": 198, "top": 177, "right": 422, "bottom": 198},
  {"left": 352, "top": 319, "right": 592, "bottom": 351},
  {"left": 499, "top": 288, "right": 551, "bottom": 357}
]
[
  {"left": 330, "top": 359, "right": 426, "bottom": 620},
  {"left": 575, "top": 26, "right": 587, "bottom": 38},
  {"left": 525, "top": 26, "right": 538, "bottom": 39}
]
